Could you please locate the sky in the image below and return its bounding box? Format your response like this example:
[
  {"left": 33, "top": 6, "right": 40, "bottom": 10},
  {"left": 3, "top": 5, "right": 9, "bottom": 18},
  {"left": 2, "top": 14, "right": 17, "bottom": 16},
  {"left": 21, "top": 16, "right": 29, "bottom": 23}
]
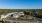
[{"left": 0, "top": 0, "right": 42, "bottom": 9}]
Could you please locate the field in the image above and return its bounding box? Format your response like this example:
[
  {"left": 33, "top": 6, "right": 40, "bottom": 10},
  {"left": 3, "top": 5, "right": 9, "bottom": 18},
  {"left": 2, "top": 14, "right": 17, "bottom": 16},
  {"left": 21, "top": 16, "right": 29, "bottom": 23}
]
[{"left": 0, "top": 9, "right": 42, "bottom": 15}]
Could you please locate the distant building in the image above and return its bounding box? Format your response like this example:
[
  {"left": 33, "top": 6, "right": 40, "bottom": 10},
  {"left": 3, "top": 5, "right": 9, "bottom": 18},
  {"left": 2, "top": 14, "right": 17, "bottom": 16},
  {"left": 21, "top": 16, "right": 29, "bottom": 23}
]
[{"left": 1, "top": 12, "right": 24, "bottom": 19}]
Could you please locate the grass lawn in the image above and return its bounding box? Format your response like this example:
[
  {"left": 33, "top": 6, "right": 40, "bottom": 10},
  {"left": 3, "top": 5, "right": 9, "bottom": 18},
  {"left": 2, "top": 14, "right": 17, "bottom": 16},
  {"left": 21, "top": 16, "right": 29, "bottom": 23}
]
[{"left": 0, "top": 22, "right": 2, "bottom": 23}]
